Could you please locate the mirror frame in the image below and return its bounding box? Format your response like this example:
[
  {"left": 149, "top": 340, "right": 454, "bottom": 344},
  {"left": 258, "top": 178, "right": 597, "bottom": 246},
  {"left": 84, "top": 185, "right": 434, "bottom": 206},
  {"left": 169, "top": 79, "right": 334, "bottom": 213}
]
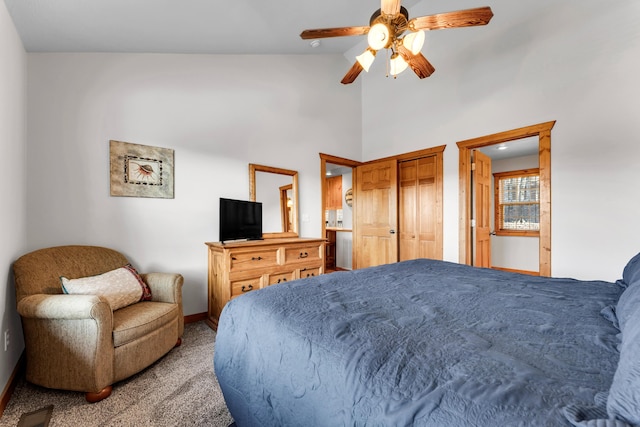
[{"left": 249, "top": 163, "right": 299, "bottom": 239}]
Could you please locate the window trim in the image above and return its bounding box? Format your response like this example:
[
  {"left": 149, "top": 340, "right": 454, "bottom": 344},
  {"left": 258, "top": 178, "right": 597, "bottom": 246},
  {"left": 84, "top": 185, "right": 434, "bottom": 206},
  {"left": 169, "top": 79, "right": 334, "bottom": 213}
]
[{"left": 493, "top": 168, "right": 540, "bottom": 237}]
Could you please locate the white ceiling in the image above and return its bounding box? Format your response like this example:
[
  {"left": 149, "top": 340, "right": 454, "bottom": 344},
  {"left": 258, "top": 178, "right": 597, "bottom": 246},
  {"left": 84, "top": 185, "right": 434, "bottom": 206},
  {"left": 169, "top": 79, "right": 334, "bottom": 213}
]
[
  {"left": 4, "top": 0, "right": 424, "bottom": 55},
  {"left": 477, "top": 136, "right": 539, "bottom": 160}
]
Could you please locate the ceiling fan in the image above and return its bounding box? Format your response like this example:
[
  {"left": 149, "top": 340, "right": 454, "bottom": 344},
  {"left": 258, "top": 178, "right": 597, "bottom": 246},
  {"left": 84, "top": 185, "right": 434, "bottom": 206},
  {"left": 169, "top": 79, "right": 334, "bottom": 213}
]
[{"left": 300, "top": 0, "right": 493, "bottom": 84}]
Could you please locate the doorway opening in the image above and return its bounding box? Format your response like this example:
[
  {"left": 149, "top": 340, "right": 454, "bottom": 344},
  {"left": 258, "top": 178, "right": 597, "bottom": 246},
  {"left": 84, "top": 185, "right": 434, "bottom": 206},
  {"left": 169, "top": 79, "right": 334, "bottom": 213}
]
[
  {"left": 320, "top": 154, "right": 362, "bottom": 273},
  {"left": 457, "top": 121, "right": 555, "bottom": 277}
]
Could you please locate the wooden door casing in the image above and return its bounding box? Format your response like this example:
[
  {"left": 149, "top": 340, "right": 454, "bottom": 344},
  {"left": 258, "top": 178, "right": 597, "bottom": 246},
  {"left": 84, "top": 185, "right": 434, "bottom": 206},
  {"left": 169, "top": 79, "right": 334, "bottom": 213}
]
[
  {"left": 457, "top": 122, "right": 554, "bottom": 276},
  {"left": 355, "top": 159, "right": 398, "bottom": 269},
  {"left": 319, "top": 153, "right": 363, "bottom": 275}
]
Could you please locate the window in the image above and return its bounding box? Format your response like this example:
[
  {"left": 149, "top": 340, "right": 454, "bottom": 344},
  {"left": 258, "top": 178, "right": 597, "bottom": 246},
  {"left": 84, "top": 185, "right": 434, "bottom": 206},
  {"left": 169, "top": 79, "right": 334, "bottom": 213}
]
[{"left": 493, "top": 168, "right": 540, "bottom": 236}]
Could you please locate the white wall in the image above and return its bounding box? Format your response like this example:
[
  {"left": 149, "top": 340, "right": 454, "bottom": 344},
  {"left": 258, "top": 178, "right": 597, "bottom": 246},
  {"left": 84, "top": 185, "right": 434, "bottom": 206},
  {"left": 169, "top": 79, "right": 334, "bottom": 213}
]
[
  {"left": 341, "top": 172, "right": 353, "bottom": 230},
  {"left": 361, "top": 0, "right": 640, "bottom": 281},
  {"left": 26, "top": 53, "right": 362, "bottom": 316},
  {"left": 0, "top": 0, "right": 27, "bottom": 401},
  {"left": 336, "top": 172, "right": 353, "bottom": 270}
]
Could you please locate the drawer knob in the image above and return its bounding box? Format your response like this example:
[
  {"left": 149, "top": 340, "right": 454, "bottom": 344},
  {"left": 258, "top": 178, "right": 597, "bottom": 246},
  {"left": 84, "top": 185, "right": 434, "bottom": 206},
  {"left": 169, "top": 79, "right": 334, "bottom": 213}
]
[
  {"left": 241, "top": 284, "right": 254, "bottom": 292},
  {"left": 299, "top": 252, "right": 309, "bottom": 259},
  {"left": 277, "top": 278, "right": 288, "bottom": 284},
  {"left": 306, "top": 273, "right": 315, "bottom": 277},
  {"left": 251, "top": 256, "right": 263, "bottom": 261}
]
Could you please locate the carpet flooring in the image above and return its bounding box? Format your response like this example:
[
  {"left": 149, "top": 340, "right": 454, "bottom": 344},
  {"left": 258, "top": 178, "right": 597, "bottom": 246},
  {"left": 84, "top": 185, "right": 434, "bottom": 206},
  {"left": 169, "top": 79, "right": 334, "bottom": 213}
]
[{"left": 0, "top": 321, "right": 234, "bottom": 427}]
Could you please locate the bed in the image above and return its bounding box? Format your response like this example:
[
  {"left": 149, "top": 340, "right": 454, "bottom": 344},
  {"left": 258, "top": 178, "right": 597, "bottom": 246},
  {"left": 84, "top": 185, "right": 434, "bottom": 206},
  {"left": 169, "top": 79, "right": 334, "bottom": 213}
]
[{"left": 214, "top": 256, "right": 640, "bottom": 426}]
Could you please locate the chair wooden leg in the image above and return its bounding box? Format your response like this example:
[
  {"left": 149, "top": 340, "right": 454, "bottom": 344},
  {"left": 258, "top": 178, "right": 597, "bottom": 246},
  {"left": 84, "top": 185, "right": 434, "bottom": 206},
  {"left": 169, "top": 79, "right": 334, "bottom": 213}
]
[
  {"left": 85, "top": 385, "right": 112, "bottom": 403},
  {"left": 175, "top": 337, "right": 182, "bottom": 347}
]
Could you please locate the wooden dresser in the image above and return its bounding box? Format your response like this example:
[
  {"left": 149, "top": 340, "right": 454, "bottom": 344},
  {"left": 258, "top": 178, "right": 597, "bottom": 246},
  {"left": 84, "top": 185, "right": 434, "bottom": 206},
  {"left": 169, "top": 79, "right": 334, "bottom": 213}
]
[{"left": 205, "top": 238, "right": 326, "bottom": 329}]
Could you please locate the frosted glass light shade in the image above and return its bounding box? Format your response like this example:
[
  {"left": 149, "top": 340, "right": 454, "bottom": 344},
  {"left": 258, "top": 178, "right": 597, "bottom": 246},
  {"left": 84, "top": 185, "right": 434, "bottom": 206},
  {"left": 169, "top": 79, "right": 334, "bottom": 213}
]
[
  {"left": 368, "top": 23, "right": 390, "bottom": 50},
  {"left": 356, "top": 50, "right": 376, "bottom": 72},
  {"left": 403, "top": 30, "right": 425, "bottom": 55},
  {"left": 389, "top": 54, "right": 409, "bottom": 76}
]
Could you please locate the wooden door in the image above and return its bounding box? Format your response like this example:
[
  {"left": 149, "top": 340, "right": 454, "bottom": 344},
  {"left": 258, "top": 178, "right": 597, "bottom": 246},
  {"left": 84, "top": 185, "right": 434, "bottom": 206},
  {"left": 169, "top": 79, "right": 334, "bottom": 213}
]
[
  {"left": 473, "top": 150, "right": 492, "bottom": 268},
  {"left": 399, "top": 156, "right": 439, "bottom": 261},
  {"left": 354, "top": 159, "right": 398, "bottom": 269}
]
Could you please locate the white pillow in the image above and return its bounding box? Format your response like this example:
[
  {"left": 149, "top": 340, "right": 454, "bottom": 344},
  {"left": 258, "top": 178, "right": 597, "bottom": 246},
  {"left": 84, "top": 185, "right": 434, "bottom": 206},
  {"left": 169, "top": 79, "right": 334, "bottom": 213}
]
[{"left": 61, "top": 264, "right": 152, "bottom": 311}]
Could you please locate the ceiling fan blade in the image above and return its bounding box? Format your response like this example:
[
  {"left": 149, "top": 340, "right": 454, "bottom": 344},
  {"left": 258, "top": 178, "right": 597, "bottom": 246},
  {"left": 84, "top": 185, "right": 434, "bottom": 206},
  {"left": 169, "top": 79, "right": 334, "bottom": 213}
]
[
  {"left": 381, "top": 0, "right": 402, "bottom": 16},
  {"left": 409, "top": 7, "right": 493, "bottom": 31},
  {"left": 341, "top": 61, "right": 364, "bottom": 85},
  {"left": 300, "top": 26, "right": 369, "bottom": 40},
  {"left": 397, "top": 45, "right": 435, "bottom": 79},
  {"left": 411, "top": 53, "right": 435, "bottom": 78}
]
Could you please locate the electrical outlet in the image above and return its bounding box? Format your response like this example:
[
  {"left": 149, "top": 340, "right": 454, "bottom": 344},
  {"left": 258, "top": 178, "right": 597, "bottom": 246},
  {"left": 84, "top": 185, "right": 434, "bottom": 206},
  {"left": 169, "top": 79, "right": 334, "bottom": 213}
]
[{"left": 3, "top": 329, "right": 9, "bottom": 351}]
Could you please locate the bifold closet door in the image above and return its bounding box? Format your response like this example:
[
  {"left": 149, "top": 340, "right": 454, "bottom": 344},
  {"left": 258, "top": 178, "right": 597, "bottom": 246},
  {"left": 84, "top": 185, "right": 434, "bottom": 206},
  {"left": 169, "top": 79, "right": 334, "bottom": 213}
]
[{"left": 399, "top": 156, "right": 440, "bottom": 261}]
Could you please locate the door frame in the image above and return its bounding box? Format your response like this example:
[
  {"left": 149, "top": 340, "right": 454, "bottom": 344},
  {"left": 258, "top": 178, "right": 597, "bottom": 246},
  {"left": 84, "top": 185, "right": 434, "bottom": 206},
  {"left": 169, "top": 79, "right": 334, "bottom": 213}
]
[
  {"left": 457, "top": 121, "right": 555, "bottom": 277},
  {"left": 279, "top": 184, "right": 293, "bottom": 233},
  {"left": 320, "top": 154, "right": 363, "bottom": 269}
]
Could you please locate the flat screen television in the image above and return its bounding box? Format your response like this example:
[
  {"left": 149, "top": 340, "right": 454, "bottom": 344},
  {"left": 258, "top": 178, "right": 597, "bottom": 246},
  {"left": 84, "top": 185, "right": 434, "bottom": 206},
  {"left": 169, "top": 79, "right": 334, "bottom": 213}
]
[{"left": 219, "top": 198, "right": 263, "bottom": 243}]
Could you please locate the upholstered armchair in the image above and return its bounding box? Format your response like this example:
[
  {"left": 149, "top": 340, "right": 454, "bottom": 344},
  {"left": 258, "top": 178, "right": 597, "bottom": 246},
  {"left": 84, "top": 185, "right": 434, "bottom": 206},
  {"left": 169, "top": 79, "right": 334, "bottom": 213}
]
[{"left": 13, "top": 245, "right": 184, "bottom": 402}]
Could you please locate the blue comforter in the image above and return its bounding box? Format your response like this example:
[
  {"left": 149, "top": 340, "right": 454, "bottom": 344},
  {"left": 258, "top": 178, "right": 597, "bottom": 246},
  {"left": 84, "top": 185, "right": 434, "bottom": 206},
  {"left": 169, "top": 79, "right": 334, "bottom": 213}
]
[{"left": 214, "top": 259, "right": 623, "bottom": 426}]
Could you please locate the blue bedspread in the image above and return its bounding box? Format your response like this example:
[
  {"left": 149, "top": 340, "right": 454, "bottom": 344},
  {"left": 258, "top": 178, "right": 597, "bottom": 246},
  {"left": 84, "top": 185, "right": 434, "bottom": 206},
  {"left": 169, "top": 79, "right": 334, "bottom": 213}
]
[{"left": 214, "top": 259, "right": 623, "bottom": 426}]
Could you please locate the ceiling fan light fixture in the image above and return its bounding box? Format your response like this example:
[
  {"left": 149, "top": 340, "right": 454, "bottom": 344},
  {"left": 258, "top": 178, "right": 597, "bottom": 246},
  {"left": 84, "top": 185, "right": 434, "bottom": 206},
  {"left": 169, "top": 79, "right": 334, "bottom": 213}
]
[
  {"left": 389, "top": 53, "right": 409, "bottom": 76},
  {"left": 301, "top": 4, "right": 493, "bottom": 84},
  {"left": 403, "top": 30, "right": 425, "bottom": 55},
  {"left": 356, "top": 49, "right": 376, "bottom": 72},
  {"left": 367, "top": 23, "right": 390, "bottom": 50}
]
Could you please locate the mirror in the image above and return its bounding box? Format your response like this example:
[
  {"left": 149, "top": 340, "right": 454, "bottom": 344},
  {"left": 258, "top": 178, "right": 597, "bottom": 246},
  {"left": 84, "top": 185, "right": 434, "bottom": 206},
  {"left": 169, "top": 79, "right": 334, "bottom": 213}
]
[{"left": 249, "top": 164, "right": 299, "bottom": 238}]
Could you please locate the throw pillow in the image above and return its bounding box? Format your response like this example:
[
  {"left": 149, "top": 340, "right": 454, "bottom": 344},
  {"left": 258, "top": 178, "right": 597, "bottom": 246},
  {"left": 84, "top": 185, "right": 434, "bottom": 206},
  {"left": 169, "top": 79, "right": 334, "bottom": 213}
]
[
  {"left": 607, "top": 303, "right": 640, "bottom": 425},
  {"left": 621, "top": 252, "right": 640, "bottom": 288},
  {"left": 61, "top": 264, "right": 152, "bottom": 311},
  {"left": 615, "top": 281, "right": 640, "bottom": 333}
]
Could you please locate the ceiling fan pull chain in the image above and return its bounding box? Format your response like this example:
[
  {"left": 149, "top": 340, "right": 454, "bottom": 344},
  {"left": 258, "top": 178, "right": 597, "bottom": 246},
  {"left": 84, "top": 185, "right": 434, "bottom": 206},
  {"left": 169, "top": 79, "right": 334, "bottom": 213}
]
[
  {"left": 385, "top": 48, "right": 390, "bottom": 78},
  {"left": 391, "top": 40, "right": 399, "bottom": 79}
]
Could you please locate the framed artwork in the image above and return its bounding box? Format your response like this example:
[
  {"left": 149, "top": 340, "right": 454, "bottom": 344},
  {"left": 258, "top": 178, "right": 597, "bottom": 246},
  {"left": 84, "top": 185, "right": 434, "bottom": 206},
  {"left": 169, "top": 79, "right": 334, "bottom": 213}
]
[{"left": 110, "top": 140, "right": 174, "bottom": 198}]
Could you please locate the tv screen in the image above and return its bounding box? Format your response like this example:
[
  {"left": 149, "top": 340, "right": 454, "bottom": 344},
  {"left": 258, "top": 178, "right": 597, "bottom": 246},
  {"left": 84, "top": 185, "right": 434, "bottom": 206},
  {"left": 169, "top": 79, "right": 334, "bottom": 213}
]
[{"left": 219, "top": 198, "right": 263, "bottom": 243}]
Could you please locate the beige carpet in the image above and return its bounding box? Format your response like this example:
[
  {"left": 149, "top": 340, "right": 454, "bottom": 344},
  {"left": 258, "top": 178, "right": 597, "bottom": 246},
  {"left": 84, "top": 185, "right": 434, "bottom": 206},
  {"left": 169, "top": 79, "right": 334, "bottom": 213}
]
[{"left": 1, "top": 321, "right": 234, "bottom": 427}]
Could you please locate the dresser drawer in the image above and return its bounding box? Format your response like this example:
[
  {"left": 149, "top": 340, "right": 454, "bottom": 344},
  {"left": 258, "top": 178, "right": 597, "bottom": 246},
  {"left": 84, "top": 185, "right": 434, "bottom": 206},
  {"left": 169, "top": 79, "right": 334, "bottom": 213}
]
[
  {"left": 229, "top": 248, "right": 279, "bottom": 272},
  {"left": 231, "top": 276, "right": 262, "bottom": 298},
  {"left": 267, "top": 271, "right": 296, "bottom": 286},
  {"left": 284, "top": 244, "right": 322, "bottom": 265},
  {"left": 300, "top": 266, "right": 322, "bottom": 279}
]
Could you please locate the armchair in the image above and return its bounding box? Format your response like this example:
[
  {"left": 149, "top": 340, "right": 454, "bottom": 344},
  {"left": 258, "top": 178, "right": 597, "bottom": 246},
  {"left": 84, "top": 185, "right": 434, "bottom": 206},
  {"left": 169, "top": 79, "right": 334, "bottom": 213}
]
[{"left": 13, "top": 245, "right": 184, "bottom": 402}]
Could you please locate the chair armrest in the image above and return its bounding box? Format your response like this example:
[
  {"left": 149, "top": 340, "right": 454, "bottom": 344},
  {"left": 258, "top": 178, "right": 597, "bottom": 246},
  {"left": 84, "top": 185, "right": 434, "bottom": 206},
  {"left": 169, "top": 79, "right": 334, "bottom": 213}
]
[
  {"left": 17, "top": 294, "right": 112, "bottom": 322},
  {"left": 140, "top": 273, "right": 183, "bottom": 304},
  {"left": 141, "top": 273, "right": 184, "bottom": 338},
  {"left": 17, "top": 293, "right": 115, "bottom": 392}
]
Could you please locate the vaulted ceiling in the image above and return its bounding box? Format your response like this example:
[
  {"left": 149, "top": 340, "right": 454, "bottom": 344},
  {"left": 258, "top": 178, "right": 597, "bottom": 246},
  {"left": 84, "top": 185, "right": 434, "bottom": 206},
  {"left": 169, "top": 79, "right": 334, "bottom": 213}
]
[{"left": 5, "top": 0, "right": 427, "bottom": 55}]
